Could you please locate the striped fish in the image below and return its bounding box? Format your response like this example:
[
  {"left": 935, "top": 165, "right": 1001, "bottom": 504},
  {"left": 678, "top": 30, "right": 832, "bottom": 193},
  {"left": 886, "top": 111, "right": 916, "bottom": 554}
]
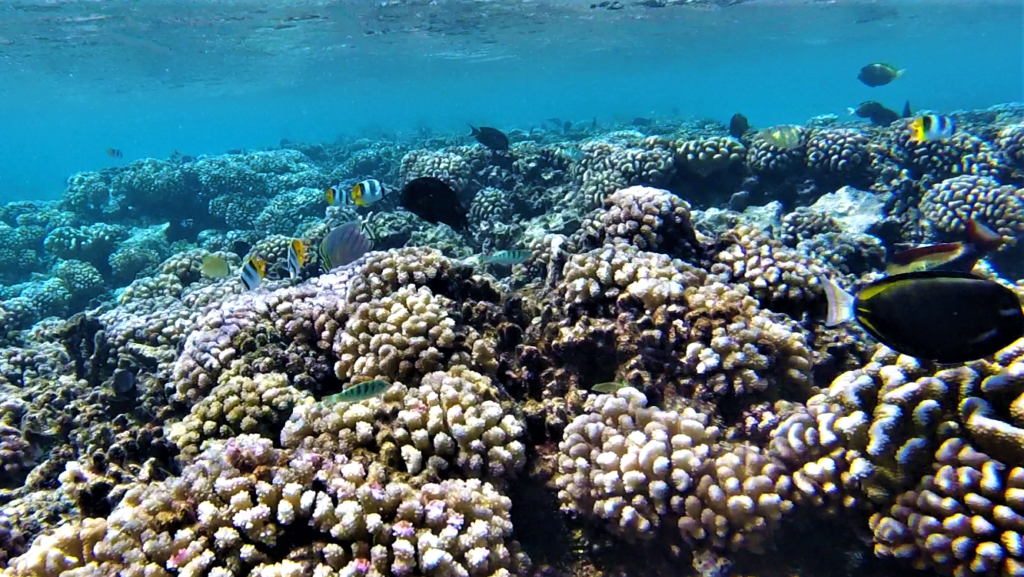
[
  {"left": 481, "top": 249, "right": 532, "bottom": 266},
  {"left": 240, "top": 256, "right": 266, "bottom": 291},
  {"left": 287, "top": 239, "right": 307, "bottom": 279},
  {"left": 318, "top": 220, "right": 373, "bottom": 272},
  {"left": 322, "top": 379, "right": 391, "bottom": 405},
  {"left": 349, "top": 179, "right": 389, "bottom": 207},
  {"left": 909, "top": 114, "right": 956, "bottom": 143}
]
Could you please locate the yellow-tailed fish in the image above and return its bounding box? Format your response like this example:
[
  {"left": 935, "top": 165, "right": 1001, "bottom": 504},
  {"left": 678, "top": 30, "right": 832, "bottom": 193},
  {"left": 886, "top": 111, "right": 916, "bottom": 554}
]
[
  {"left": 325, "top": 186, "right": 338, "bottom": 206},
  {"left": 240, "top": 256, "right": 267, "bottom": 291},
  {"left": 318, "top": 220, "right": 373, "bottom": 272},
  {"left": 592, "top": 381, "right": 630, "bottom": 393},
  {"left": 822, "top": 271, "right": 1024, "bottom": 364},
  {"left": 322, "top": 379, "right": 391, "bottom": 405},
  {"left": 857, "top": 63, "right": 905, "bottom": 87},
  {"left": 909, "top": 114, "right": 956, "bottom": 143},
  {"left": 201, "top": 255, "right": 231, "bottom": 279},
  {"left": 349, "top": 179, "right": 388, "bottom": 207},
  {"left": 756, "top": 125, "right": 802, "bottom": 150},
  {"left": 287, "top": 239, "right": 307, "bottom": 279},
  {"left": 481, "top": 249, "right": 532, "bottom": 266}
]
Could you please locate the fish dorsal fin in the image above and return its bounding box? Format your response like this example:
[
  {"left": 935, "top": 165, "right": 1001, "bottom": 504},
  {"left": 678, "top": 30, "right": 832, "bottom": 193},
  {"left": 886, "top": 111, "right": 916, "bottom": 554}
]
[{"left": 965, "top": 219, "right": 1003, "bottom": 251}]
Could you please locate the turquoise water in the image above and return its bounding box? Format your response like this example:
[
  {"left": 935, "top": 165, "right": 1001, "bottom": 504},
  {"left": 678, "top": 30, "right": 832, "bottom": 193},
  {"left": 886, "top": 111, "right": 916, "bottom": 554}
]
[
  {"left": 0, "top": 0, "right": 1020, "bottom": 200},
  {"left": 4, "top": 2, "right": 1024, "bottom": 576}
]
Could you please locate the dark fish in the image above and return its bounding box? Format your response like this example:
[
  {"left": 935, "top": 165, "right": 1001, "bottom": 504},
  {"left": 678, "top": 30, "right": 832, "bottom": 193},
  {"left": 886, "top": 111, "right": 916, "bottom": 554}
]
[
  {"left": 632, "top": 117, "right": 652, "bottom": 127},
  {"left": 398, "top": 177, "right": 469, "bottom": 231},
  {"left": 563, "top": 120, "right": 573, "bottom": 133},
  {"left": 847, "top": 101, "right": 900, "bottom": 126},
  {"left": 470, "top": 126, "right": 509, "bottom": 151},
  {"left": 857, "top": 63, "right": 905, "bottom": 87},
  {"left": 106, "top": 148, "right": 123, "bottom": 158},
  {"left": 112, "top": 369, "right": 136, "bottom": 394},
  {"left": 823, "top": 271, "right": 1024, "bottom": 364},
  {"left": 729, "top": 113, "right": 750, "bottom": 139},
  {"left": 319, "top": 220, "right": 373, "bottom": 272},
  {"left": 902, "top": 100, "right": 912, "bottom": 119},
  {"left": 887, "top": 219, "right": 1003, "bottom": 275},
  {"left": 848, "top": 101, "right": 887, "bottom": 118},
  {"left": 546, "top": 117, "right": 562, "bottom": 127}
]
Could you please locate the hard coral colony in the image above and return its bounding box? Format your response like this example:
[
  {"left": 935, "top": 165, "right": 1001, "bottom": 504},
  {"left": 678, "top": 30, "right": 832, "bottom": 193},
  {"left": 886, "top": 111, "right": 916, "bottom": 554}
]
[{"left": 1, "top": 104, "right": 1024, "bottom": 577}]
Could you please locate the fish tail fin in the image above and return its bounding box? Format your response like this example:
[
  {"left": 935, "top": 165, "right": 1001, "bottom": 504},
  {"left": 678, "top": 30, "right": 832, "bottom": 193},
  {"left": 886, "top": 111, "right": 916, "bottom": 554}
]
[
  {"left": 822, "top": 277, "right": 856, "bottom": 327},
  {"left": 846, "top": 107, "right": 856, "bottom": 116},
  {"left": 468, "top": 125, "right": 478, "bottom": 136},
  {"left": 966, "top": 219, "right": 1004, "bottom": 252},
  {"left": 896, "top": 68, "right": 907, "bottom": 78},
  {"left": 909, "top": 118, "right": 925, "bottom": 142}
]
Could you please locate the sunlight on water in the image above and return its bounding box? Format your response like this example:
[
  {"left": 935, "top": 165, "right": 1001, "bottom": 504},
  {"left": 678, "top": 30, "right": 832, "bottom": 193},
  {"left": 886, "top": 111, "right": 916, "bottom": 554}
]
[{"left": 0, "top": 0, "right": 1020, "bottom": 196}]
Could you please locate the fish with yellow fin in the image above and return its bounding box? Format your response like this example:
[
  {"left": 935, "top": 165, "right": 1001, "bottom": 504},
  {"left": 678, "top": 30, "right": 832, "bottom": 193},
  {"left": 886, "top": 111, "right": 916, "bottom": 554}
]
[
  {"left": 909, "top": 114, "right": 956, "bottom": 143},
  {"left": 755, "top": 125, "right": 803, "bottom": 150},
  {"left": 325, "top": 179, "right": 390, "bottom": 207},
  {"left": 287, "top": 239, "right": 307, "bottom": 279},
  {"left": 240, "top": 256, "right": 267, "bottom": 291},
  {"left": 822, "top": 271, "right": 1024, "bottom": 364},
  {"left": 886, "top": 219, "right": 1003, "bottom": 275},
  {"left": 201, "top": 255, "right": 231, "bottom": 279}
]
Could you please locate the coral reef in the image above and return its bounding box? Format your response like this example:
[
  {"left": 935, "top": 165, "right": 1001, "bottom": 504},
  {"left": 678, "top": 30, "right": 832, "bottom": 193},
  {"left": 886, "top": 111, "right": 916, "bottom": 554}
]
[{"left": 5, "top": 103, "right": 1024, "bottom": 577}]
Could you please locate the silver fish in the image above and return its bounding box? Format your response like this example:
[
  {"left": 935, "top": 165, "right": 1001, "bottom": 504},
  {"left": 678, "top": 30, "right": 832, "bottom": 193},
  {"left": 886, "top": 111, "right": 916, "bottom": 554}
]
[{"left": 319, "top": 220, "right": 373, "bottom": 272}]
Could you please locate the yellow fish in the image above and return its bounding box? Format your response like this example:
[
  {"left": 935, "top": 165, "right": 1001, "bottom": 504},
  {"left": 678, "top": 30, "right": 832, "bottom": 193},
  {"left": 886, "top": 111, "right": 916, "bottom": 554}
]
[
  {"left": 287, "top": 239, "right": 307, "bottom": 279},
  {"left": 325, "top": 186, "right": 338, "bottom": 206},
  {"left": 909, "top": 114, "right": 956, "bottom": 143},
  {"left": 201, "top": 255, "right": 231, "bottom": 279},
  {"left": 756, "top": 125, "right": 803, "bottom": 150}
]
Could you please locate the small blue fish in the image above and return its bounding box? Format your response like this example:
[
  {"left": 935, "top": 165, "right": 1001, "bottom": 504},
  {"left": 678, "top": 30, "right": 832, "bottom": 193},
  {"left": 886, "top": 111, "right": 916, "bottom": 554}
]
[
  {"left": 322, "top": 379, "right": 391, "bottom": 405},
  {"left": 318, "top": 220, "right": 373, "bottom": 272}
]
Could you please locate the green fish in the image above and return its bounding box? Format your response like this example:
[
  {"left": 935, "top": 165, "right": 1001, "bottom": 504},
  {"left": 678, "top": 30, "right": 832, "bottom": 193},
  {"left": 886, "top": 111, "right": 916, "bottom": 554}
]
[
  {"left": 755, "top": 125, "right": 803, "bottom": 150},
  {"left": 322, "top": 379, "right": 391, "bottom": 405},
  {"left": 481, "top": 249, "right": 532, "bottom": 266},
  {"left": 592, "top": 381, "right": 630, "bottom": 393}
]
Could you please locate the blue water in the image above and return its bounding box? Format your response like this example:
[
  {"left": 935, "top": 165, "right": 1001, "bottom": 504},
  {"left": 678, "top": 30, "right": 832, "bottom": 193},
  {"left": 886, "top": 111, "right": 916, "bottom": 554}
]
[{"left": 0, "top": 0, "right": 1020, "bottom": 201}]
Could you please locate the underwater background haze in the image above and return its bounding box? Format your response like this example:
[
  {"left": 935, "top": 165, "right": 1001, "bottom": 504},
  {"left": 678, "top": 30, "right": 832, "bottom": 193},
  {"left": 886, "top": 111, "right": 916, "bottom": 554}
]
[{"left": 0, "top": 0, "right": 1020, "bottom": 199}]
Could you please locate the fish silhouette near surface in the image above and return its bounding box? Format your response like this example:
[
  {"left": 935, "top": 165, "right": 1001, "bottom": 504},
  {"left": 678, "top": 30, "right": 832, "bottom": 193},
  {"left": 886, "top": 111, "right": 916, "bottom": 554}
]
[
  {"left": 857, "top": 63, "right": 905, "bottom": 87},
  {"left": 470, "top": 126, "right": 509, "bottom": 151}
]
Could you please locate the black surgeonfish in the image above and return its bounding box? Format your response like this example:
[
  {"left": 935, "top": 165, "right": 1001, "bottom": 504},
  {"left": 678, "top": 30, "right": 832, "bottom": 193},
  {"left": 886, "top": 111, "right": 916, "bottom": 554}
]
[
  {"left": 848, "top": 101, "right": 900, "bottom": 126},
  {"left": 469, "top": 126, "right": 509, "bottom": 151},
  {"left": 823, "top": 271, "right": 1024, "bottom": 364},
  {"left": 399, "top": 177, "right": 469, "bottom": 231},
  {"left": 729, "top": 113, "right": 750, "bottom": 139},
  {"left": 857, "top": 63, "right": 905, "bottom": 87}
]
